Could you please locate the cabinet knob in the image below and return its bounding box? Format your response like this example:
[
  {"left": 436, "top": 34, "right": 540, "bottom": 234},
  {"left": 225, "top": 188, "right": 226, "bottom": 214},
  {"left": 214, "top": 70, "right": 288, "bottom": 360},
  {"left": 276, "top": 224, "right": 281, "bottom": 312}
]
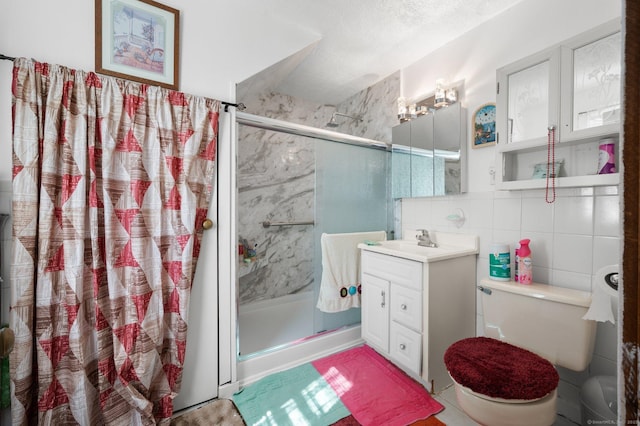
[
  {"left": 399, "top": 343, "right": 406, "bottom": 351},
  {"left": 202, "top": 218, "right": 215, "bottom": 230},
  {"left": 401, "top": 303, "right": 407, "bottom": 310}
]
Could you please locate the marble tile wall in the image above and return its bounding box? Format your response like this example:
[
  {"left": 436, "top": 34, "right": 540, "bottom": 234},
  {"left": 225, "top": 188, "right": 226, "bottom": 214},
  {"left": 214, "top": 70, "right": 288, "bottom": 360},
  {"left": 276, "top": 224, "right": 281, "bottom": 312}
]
[{"left": 236, "top": 72, "right": 399, "bottom": 304}]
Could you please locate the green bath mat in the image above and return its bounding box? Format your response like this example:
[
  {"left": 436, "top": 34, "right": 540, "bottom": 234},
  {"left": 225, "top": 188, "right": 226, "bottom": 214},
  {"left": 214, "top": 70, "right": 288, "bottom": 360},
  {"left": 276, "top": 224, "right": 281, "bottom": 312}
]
[{"left": 232, "top": 363, "right": 349, "bottom": 426}]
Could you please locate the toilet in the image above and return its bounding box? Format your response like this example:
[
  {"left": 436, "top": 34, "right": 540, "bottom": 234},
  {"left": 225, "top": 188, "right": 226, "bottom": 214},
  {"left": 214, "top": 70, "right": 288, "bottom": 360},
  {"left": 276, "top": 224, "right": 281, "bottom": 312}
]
[
  {"left": 444, "top": 278, "right": 597, "bottom": 426},
  {"left": 580, "top": 375, "right": 617, "bottom": 425}
]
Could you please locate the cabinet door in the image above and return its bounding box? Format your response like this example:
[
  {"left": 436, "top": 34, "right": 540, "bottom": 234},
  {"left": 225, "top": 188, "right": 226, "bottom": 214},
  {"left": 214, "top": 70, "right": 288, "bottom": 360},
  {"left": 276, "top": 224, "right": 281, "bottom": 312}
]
[
  {"left": 391, "top": 122, "right": 412, "bottom": 199},
  {"left": 410, "top": 114, "right": 434, "bottom": 197},
  {"left": 560, "top": 21, "right": 621, "bottom": 142},
  {"left": 434, "top": 103, "right": 466, "bottom": 195},
  {"left": 361, "top": 273, "right": 390, "bottom": 353},
  {"left": 497, "top": 48, "right": 560, "bottom": 146}
]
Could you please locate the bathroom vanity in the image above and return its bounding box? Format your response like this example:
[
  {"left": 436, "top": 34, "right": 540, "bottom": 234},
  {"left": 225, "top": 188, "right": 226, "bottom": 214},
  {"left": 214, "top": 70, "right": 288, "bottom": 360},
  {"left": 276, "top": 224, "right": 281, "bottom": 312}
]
[{"left": 358, "top": 233, "right": 478, "bottom": 393}]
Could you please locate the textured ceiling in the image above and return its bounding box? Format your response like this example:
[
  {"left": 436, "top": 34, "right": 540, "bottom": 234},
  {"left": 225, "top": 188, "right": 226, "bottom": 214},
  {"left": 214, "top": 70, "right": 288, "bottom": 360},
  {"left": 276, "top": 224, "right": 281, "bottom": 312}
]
[{"left": 238, "top": 0, "right": 524, "bottom": 105}]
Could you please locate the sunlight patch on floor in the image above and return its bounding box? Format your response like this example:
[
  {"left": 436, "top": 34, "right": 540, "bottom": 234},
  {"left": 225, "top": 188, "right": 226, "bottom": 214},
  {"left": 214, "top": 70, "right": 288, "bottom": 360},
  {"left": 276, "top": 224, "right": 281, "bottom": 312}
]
[
  {"left": 321, "top": 366, "right": 353, "bottom": 397},
  {"left": 303, "top": 377, "right": 343, "bottom": 415}
]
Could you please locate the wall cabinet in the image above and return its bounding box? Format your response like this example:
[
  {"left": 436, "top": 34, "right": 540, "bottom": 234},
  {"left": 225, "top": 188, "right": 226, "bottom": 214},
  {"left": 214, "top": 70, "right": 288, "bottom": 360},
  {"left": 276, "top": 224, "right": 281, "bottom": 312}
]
[
  {"left": 391, "top": 103, "right": 467, "bottom": 198},
  {"left": 360, "top": 250, "right": 476, "bottom": 392},
  {"left": 496, "top": 20, "right": 621, "bottom": 190}
]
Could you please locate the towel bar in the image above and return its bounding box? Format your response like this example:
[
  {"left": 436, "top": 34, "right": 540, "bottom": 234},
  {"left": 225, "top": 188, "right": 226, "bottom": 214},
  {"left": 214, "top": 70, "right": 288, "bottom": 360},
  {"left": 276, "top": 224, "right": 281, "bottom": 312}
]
[{"left": 262, "top": 220, "right": 314, "bottom": 228}]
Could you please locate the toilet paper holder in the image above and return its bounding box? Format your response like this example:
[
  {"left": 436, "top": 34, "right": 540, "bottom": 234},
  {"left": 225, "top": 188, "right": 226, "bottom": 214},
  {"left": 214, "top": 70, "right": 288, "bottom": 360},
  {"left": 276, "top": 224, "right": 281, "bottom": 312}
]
[
  {"left": 604, "top": 272, "right": 618, "bottom": 292},
  {"left": 604, "top": 272, "right": 618, "bottom": 291}
]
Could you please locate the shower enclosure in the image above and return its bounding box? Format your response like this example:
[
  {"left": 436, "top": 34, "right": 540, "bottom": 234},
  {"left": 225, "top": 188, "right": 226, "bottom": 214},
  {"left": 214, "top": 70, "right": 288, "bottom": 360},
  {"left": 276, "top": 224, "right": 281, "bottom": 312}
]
[{"left": 236, "top": 114, "right": 390, "bottom": 357}]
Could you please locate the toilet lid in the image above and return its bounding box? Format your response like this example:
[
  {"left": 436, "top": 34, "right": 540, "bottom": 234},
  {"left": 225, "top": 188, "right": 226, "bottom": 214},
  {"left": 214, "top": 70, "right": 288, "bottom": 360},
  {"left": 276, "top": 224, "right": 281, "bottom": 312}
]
[{"left": 444, "top": 337, "right": 559, "bottom": 401}]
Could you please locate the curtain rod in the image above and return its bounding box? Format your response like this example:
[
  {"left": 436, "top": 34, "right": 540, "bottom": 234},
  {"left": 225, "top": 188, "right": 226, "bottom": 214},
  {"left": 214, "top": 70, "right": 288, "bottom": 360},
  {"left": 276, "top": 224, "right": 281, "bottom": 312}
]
[
  {"left": 237, "top": 111, "right": 390, "bottom": 151},
  {"left": 0, "top": 53, "right": 245, "bottom": 112}
]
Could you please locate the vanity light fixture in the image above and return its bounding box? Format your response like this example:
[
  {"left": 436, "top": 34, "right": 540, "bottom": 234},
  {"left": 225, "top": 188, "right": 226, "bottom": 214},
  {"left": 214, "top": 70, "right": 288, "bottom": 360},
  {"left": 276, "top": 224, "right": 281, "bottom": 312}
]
[
  {"left": 397, "top": 96, "right": 417, "bottom": 122},
  {"left": 446, "top": 87, "right": 458, "bottom": 104},
  {"left": 434, "top": 78, "right": 447, "bottom": 108},
  {"left": 397, "top": 97, "right": 407, "bottom": 115}
]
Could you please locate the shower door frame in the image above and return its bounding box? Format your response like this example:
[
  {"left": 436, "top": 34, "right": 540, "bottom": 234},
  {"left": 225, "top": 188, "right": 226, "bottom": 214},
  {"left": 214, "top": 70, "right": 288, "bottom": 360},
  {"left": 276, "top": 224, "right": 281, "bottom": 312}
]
[{"left": 218, "top": 112, "right": 390, "bottom": 394}]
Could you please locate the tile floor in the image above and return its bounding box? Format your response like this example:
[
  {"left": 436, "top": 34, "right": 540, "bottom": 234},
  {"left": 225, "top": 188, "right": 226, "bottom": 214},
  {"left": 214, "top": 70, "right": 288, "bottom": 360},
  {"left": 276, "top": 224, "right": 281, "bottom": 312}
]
[
  {"left": 432, "top": 386, "right": 478, "bottom": 426},
  {"left": 432, "top": 386, "right": 580, "bottom": 426}
]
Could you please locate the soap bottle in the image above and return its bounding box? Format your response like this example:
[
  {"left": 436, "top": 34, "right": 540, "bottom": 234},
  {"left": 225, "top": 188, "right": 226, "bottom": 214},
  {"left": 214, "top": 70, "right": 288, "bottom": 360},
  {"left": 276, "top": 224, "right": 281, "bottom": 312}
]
[{"left": 518, "top": 239, "right": 532, "bottom": 284}]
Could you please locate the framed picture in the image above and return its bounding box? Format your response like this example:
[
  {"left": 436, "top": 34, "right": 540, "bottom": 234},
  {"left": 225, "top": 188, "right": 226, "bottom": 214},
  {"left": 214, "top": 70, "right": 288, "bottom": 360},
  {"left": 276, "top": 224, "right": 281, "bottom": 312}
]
[
  {"left": 472, "top": 103, "right": 497, "bottom": 148},
  {"left": 95, "top": 0, "right": 180, "bottom": 90}
]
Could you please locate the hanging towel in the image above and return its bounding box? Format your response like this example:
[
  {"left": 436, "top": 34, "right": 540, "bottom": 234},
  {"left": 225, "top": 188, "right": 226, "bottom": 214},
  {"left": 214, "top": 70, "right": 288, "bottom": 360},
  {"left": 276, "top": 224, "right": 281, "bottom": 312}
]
[{"left": 317, "top": 231, "right": 387, "bottom": 313}]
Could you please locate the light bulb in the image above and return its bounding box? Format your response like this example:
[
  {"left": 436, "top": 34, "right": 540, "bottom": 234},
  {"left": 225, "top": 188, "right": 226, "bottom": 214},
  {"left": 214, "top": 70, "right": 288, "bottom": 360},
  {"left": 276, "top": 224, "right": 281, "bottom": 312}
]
[{"left": 434, "top": 79, "right": 447, "bottom": 107}]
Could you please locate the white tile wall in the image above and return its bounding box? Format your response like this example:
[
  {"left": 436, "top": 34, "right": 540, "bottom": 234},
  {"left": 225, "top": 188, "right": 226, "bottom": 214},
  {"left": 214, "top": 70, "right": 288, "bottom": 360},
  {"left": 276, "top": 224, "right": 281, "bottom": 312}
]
[
  {"left": 400, "top": 186, "right": 621, "bottom": 424},
  {"left": 492, "top": 197, "right": 522, "bottom": 231},
  {"left": 594, "top": 194, "right": 620, "bottom": 236},
  {"left": 553, "top": 234, "right": 594, "bottom": 277},
  {"left": 522, "top": 196, "right": 554, "bottom": 233},
  {"left": 553, "top": 196, "right": 594, "bottom": 235}
]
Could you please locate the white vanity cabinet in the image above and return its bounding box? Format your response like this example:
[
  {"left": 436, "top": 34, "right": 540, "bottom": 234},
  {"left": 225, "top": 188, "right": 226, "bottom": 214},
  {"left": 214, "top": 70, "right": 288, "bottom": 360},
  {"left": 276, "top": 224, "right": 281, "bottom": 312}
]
[
  {"left": 360, "top": 248, "right": 476, "bottom": 393},
  {"left": 495, "top": 19, "right": 621, "bottom": 190}
]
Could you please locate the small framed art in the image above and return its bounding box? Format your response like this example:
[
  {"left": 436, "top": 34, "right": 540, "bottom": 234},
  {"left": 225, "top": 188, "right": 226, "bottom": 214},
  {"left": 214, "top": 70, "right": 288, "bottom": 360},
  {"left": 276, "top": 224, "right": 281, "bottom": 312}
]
[
  {"left": 95, "top": 0, "right": 180, "bottom": 90},
  {"left": 473, "top": 103, "right": 497, "bottom": 148}
]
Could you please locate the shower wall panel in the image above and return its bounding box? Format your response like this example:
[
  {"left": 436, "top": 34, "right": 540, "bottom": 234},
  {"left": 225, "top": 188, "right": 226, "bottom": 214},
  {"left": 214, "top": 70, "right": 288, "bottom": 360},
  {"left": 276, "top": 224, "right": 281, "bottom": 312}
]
[{"left": 237, "top": 125, "right": 315, "bottom": 303}]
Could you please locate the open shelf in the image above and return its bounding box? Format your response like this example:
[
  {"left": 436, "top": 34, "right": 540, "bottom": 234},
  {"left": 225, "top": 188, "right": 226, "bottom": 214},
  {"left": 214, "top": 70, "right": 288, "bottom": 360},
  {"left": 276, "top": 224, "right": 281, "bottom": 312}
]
[{"left": 497, "top": 173, "right": 619, "bottom": 190}]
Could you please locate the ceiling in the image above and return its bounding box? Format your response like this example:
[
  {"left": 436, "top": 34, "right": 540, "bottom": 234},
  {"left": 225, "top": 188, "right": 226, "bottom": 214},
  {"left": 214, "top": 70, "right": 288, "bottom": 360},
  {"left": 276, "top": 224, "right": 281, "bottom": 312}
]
[{"left": 237, "top": 0, "right": 525, "bottom": 105}]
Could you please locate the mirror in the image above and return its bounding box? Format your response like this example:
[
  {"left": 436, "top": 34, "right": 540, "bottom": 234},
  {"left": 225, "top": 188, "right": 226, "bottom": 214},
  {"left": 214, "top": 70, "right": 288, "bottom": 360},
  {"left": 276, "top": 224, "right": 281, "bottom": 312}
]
[
  {"left": 391, "top": 121, "right": 412, "bottom": 198},
  {"left": 434, "top": 103, "right": 465, "bottom": 195},
  {"left": 392, "top": 103, "right": 466, "bottom": 198}
]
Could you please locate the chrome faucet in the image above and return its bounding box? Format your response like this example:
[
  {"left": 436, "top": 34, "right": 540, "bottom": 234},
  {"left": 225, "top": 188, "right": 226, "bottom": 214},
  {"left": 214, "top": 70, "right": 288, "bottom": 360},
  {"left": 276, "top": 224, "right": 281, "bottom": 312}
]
[{"left": 416, "top": 229, "right": 437, "bottom": 248}]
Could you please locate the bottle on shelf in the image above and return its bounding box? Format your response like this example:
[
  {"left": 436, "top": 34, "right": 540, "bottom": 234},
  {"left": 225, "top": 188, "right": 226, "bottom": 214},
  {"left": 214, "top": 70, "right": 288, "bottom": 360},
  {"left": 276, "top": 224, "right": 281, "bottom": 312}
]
[{"left": 518, "top": 239, "right": 532, "bottom": 284}]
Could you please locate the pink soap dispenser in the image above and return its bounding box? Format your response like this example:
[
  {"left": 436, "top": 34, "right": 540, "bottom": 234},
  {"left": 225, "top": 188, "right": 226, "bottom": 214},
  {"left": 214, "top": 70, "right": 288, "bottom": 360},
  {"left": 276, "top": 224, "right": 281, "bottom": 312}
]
[{"left": 518, "top": 239, "right": 532, "bottom": 284}]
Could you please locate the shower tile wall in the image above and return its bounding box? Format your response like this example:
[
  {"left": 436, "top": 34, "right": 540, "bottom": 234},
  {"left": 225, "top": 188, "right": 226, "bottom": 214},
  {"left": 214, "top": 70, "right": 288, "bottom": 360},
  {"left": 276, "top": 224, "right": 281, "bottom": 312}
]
[
  {"left": 237, "top": 72, "right": 399, "bottom": 304},
  {"left": 237, "top": 124, "right": 315, "bottom": 303}
]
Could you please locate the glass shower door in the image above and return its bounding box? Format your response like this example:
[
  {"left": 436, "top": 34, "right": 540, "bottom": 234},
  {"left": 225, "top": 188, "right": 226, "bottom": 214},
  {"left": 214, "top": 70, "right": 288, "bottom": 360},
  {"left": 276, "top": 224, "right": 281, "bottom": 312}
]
[
  {"left": 237, "top": 122, "right": 390, "bottom": 357},
  {"left": 236, "top": 127, "right": 316, "bottom": 357},
  {"left": 313, "top": 140, "right": 390, "bottom": 334}
]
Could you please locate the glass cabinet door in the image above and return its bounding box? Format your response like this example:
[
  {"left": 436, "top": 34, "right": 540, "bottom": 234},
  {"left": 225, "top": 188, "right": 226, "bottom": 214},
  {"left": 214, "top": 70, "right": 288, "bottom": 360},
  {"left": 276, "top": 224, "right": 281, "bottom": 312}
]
[
  {"left": 410, "top": 114, "right": 434, "bottom": 198},
  {"left": 497, "top": 48, "right": 560, "bottom": 147},
  {"left": 434, "top": 103, "right": 465, "bottom": 195},
  {"left": 391, "top": 123, "right": 412, "bottom": 199},
  {"left": 507, "top": 61, "right": 550, "bottom": 143},
  {"left": 561, "top": 22, "right": 621, "bottom": 141}
]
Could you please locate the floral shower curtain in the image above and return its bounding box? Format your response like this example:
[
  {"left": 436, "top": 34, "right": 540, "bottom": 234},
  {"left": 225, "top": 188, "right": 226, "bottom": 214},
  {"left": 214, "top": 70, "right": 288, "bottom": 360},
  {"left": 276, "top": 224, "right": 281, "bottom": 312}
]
[{"left": 10, "top": 58, "right": 219, "bottom": 425}]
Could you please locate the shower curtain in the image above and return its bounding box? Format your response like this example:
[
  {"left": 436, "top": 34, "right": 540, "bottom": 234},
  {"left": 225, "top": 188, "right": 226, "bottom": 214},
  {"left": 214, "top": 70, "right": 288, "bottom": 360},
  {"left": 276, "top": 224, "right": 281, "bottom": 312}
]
[{"left": 10, "top": 58, "right": 218, "bottom": 425}]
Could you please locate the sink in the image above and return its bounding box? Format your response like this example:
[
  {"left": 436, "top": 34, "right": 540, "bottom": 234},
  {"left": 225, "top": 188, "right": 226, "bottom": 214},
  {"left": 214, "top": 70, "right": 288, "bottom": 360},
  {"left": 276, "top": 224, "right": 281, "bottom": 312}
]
[
  {"left": 379, "top": 240, "right": 443, "bottom": 254},
  {"left": 358, "top": 232, "right": 479, "bottom": 263}
]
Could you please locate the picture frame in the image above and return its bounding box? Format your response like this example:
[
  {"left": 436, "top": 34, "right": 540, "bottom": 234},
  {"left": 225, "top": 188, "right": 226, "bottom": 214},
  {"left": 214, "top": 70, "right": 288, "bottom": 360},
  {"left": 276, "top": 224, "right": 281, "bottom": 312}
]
[
  {"left": 95, "top": 0, "right": 180, "bottom": 90},
  {"left": 472, "top": 103, "right": 497, "bottom": 148}
]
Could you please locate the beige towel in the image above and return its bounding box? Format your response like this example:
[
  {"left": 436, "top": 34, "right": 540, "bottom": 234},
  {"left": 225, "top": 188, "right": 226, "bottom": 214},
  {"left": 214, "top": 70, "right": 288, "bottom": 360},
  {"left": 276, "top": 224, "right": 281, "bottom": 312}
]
[{"left": 317, "top": 231, "right": 387, "bottom": 313}]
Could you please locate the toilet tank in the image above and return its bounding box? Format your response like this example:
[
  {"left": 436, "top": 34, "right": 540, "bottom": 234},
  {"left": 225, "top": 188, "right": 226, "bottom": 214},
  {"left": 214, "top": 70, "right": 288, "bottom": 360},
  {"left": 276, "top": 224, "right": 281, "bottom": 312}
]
[{"left": 479, "top": 279, "right": 596, "bottom": 371}]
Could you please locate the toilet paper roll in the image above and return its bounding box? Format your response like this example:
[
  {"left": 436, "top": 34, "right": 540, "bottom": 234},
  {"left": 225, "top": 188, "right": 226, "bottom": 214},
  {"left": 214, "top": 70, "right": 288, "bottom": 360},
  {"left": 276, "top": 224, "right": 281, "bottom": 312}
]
[
  {"left": 595, "top": 264, "right": 619, "bottom": 298},
  {"left": 582, "top": 265, "right": 619, "bottom": 324}
]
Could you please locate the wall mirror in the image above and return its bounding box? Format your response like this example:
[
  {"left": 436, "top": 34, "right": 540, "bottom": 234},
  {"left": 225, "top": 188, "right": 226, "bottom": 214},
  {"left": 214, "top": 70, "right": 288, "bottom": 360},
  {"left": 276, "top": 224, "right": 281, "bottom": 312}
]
[{"left": 392, "top": 102, "right": 466, "bottom": 198}]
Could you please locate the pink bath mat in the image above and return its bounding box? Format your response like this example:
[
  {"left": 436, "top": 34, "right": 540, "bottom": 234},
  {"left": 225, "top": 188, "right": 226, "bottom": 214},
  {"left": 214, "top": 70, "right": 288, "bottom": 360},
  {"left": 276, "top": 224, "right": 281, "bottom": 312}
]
[{"left": 312, "top": 345, "right": 444, "bottom": 426}]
